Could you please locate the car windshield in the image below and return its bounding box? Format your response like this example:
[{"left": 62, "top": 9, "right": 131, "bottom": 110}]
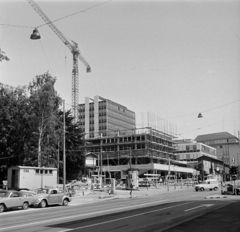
[
  {"left": 41, "top": 189, "right": 50, "bottom": 194},
  {"left": 0, "top": 191, "right": 11, "bottom": 198}
]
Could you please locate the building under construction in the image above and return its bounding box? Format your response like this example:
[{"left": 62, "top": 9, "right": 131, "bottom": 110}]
[{"left": 83, "top": 127, "right": 195, "bottom": 180}]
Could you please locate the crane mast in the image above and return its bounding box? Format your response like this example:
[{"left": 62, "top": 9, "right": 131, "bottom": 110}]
[{"left": 28, "top": 0, "right": 91, "bottom": 123}]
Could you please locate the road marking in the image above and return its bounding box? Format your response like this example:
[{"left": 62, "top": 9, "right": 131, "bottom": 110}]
[
  {"left": 0, "top": 199, "right": 173, "bottom": 231},
  {"left": 184, "top": 204, "right": 214, "bottom": 212},
  {"left": 58, "top": 201, "right": 194, "bottom": 232}
]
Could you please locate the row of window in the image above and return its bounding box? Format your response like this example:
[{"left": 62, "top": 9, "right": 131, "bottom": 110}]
[
  {"left": 88, "top": 144, "right": 146, "bottom": 152},
  {"left": 35, "top": 169, "right": 53, "bottom": 175},
  {"left": 174, "top": 150, "right": 200, "bottom": 153}
]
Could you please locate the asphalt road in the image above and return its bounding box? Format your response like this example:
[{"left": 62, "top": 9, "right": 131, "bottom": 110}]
[{"left": 0, "top": 188, "right": 239, "bottom": 232}]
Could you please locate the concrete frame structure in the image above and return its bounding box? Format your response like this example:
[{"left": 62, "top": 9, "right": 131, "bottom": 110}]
[{"left": 82, "top": 127, "right": 195, "bottom": 179}]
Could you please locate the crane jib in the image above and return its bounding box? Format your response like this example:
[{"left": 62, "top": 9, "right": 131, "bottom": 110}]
[{"left": 28, "top": 0, "right": 91, "bottom": 123}]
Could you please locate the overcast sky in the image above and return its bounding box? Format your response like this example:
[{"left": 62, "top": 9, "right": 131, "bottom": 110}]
[{"left": 1, "top": 0, "right": 240, "bottom": 140}]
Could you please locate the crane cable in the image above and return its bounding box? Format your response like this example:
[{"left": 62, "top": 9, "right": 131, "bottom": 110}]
[{"left": 39, "top": 39, "right": 52, "bottom": 72}]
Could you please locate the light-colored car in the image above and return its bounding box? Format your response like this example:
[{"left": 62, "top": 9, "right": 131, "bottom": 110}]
[
  {"left": 195, "top": 179, "right": 219, "bottom": 191},
  {"left": 0, "top": 190, "right": 33, "bottom": 213},
  {"left": 32, "top": 188, "right": 71, "bottom": 208}
]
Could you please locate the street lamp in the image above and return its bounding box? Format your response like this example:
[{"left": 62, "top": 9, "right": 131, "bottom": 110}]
[
  {"left": 63, "top": 100, "right": 66, "bottom": 194},
  {"left": 30, "top": 28, "right": 41, "bottom": 40}
]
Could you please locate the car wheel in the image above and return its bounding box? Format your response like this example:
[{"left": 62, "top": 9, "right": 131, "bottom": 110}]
[
  {"left": 0, "top": 204, "right": 5, "bottom": 213},
  {"left": 195, "top": 189, "right": 198, "bottom": 192},
  {"left": 200, "top": 187, "right": 204, "bottom": 191},
  {"left": 39, "top": 200, "right": 47, "bottom": 208},
  {"left": 22, "top": 202, "right": 29, "bottom": 210},
  {"left": 210, "top": 189, "right": 212, "bottom": 191},
  {"left": 62, "top": 199, "right": 69, "bottom": 206},
  {"left": 214, "top": 187, "right": 218, "bottom": 191}
]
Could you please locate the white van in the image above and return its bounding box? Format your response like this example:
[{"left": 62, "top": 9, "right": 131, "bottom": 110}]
[{"left": 195, "top": 179, "right": 219, "bottom": 191}]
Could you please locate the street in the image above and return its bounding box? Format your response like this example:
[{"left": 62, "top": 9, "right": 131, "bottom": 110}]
[{"left": 1, "top": 187, "right": 240, "bottom": 232}]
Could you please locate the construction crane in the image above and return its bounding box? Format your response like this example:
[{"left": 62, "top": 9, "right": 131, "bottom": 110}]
[{"left": 28, "top": 0, "right": 91, "bottom": 123}]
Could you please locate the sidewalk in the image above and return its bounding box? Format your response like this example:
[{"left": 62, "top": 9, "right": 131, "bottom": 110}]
[{"left": 69, "top": 184, "right": 195, "bottom": 205}]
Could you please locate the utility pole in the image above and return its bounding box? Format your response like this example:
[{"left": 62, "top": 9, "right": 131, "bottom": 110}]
[
  {"left": 238, "top": 131, "right": 240, "bottom": 179},
  {"left": 63, "top": 100, "right": 66, "bottom": 194},
  {"left": 100, "top": 133, "right": 103, "bottom": 187},
  {"left": 57, "top": 142, "right": 59, "bottom": 184},
  {"left": 129, "top": 147, "right": 132, "bottom": 198},
  {"left": 167, "top": 156, "right": 170, "bottom": 191}
]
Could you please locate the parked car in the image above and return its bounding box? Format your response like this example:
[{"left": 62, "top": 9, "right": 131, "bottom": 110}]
[
  {"left": 0, "top": 190, "right": 33, "bottom": 213},
  {"left": 195, "top": 179, "right": 219, "bottom": 191},
  {"left": 32, "top": 188, "right": 71, "bottom": 208}
]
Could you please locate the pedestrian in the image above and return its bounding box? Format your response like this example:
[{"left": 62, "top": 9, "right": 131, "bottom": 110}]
[
  {"left": 130, "top": 181, "right": 134, "bottom": 198},
  {"left": 159, "top": 177, "right": 163, "bottom": 186}
]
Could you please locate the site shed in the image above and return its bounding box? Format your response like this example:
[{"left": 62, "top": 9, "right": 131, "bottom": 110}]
[{"left": 7, "top": 166, "right": 57, "bottom": 190}]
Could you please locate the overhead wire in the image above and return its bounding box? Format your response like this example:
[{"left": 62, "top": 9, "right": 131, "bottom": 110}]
[
  {"left": 39, "top": 39, "right": 52, "bottom": 72},
  {"left": 166, "top": 99, "right": 240, "bottom": 120},
  {"left": 0, "top": 23, "right": 34, "bottom": 28},
  {"left": 37, "top": 0, "right": 113, "bottom": 28},
  {"left": 178, "top": 116, "right": 239, "bottom": 136},
  {"left": 0, "top": 0, "right": 113, "bottom": 29}
]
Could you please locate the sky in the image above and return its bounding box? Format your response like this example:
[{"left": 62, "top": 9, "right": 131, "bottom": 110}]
[{"left": 0, "top": 0, "right": 240, "bottom": 140}]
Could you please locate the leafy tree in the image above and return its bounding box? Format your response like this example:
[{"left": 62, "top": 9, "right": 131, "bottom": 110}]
[
  {"left": 27, "top": 72, "right": 62, "bottom": 167},
  {"left": 0, "top": 84, "right": 28, "bottom": 181},
  {"left": 57, "top": 110, "right": 86, "bottom": 180},
  {"left": 0, "top": 73, "right": 86, "bottom": 182},
  {"left": 0, "top": 48, "right": 10, "bottom": 62}
]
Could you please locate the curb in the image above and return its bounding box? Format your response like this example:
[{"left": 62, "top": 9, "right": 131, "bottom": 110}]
[{"left": 205, "top": 195, "right": 227, "bottom": 199}]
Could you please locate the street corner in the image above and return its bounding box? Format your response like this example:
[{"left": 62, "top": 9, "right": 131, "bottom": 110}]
[{"left": 205, "top": 195, "right": 227, "bottom": 199}]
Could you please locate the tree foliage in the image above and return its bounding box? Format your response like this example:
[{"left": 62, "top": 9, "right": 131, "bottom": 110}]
[
  {"left": 0, "top": 84, "right": 28, "bottom": 179},
  {"left": 0, "top": 72, "right": 86, "bottom": 182},
  {"left": 0, "top": 48, "right": 10, "bottom": 62},
  {"left": 27, "top": 72, "right": 61, "bottom": 167},
  {"left": 58, "top": 110, "right": 85, "bottom": 180}
]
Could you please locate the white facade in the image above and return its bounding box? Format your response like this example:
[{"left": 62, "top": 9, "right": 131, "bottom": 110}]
[
  {"left": 175, "top": 142, "right": 217, "bottom": 162},
  {"left": 7, "top": 166, "right": 57, "bottom": 189}
]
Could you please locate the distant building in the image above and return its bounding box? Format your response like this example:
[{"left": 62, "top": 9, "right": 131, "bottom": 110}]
[
  {"left": 173, "top": 140, "right": 224, "bottom": 181},
  {"left": 79, "top": 96, "right": 136, "bottom": 138},
  {"left": 174, "top": 139, "right": 217, "bottom": 163},
  {"left": 195, "top": 132, "right": 239, "bottom": 167}
]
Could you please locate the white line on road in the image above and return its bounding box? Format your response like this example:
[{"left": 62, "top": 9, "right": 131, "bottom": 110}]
[
  {"left": 0, "top": 199, "right": 171, "bottom": 231},
  {"left": 58, "top": 201, "right": 194, "bottom": 232},
  {"left": 184, "top": 204, "right": 214, "bottom": 212}
]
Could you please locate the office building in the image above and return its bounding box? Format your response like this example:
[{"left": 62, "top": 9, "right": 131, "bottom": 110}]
[
  {"left": 195, "top": 132, "right": 239, "bottom": 166},
  {"left": 79, "top": 96, "right": 136, "bottom": 138}
]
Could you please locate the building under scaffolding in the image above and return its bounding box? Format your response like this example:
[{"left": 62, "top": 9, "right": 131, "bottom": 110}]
[{"left": 82, "top": 127, "right": 195, "bottom": 180}]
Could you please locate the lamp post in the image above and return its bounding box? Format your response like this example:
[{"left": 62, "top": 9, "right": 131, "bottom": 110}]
[{"left": 63, "top": 100, "right": 66, "bottom": 194}]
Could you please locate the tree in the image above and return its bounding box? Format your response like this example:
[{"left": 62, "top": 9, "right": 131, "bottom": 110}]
[
  {"left": 0, "top": 84, "right": 28, "bottom": 181},
  {"left": 27, "top": 72, "right": 62, "bottom": 167},
  {"left": 0, "top": 48, "right": 10, "bottom": 62},
  {"left": 57, "top": 110, "right": 86, "bottom": 180}
]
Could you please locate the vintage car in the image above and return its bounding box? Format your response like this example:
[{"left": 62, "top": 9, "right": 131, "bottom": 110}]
[
  {"left": 195, "top": 179, "right": 219, "bottom": 191},
  {"left": 32, "top": 188, "right": 71, "bottom": 208},
  {"left": 0, "top": 190, "right": 33, "bottom": 213}
]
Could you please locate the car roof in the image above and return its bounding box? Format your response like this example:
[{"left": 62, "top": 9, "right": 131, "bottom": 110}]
[{"left": 0, "top": 190, "right": 17, "bottom": 193}]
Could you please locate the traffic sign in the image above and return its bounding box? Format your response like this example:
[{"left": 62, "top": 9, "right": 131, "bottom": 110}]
[{"left": 232, "top": 175, "right": 237, "bottom": 181}]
